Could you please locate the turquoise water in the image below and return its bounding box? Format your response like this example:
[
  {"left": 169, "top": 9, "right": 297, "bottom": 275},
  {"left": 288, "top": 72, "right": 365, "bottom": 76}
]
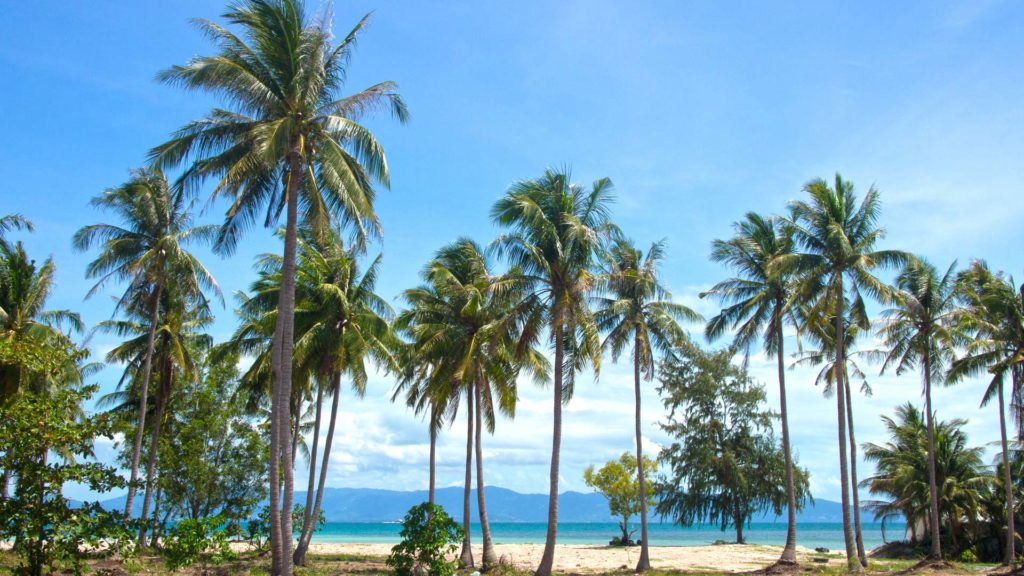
[{"left": 311, "top": 521, "right": 902, "bottom": 550}]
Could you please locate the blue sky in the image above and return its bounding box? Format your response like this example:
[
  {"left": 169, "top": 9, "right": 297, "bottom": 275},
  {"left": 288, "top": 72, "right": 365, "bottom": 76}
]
[{"left": 2, "top": 1, "right": 1023, "bottom": 504}]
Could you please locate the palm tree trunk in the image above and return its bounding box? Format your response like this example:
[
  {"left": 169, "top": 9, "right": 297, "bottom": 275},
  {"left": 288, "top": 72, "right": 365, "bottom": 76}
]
[
  {"left": 924, "top": 354, "right": 942, "bottom": 561},
  {"left": 775, "top": 310, "right": 798, "bottom": 565},
  {"left": 475, "top": 379, "right": 497, "bottom": 569},
  {"left": 429, "top": 404, "right": 437, "bottom": 506},
  {"left": 294, "top": 374, "right": 340, "bottom": 565},
  {"left": 999, "top": 379, "right": 1016, "bottom": 565},
  {"left": 844, "top": 378, "right": 867, "bottom": 566},
  {"left": 124, "top": 279, "right": 163, "bottom": 518},
  {"left": 633, "top": 333, "right": 651, "bottom": 572},
  {"left": 268, "top": 291, "right": 285, "bottom": 576},
  {"left": 833, "top": 285, "right": 860, "bottom": 572},
  {"left": 460, "top": 383, "right": 475, "bottom": 568},
  {"left": 536, "top": 324, "right": 564, "bottom": 576},
  {"left": 291, "top": 394, "right": 303, "bottom": 472},
  {"left": 139, "top": 359, "right": 172, "bottom": 547},
  {"left": 300, "top": 383, "right": 324, "bottom": 542},
  {"left": 271, "top": 149, "right": 303, "bottom": 576},
  {"left": 151, "top": 481, "right": 163, "bottom": 548}
]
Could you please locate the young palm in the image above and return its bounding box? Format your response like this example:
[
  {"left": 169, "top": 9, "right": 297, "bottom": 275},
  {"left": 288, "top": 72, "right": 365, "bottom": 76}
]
[
  {"left": 98, "top": 288, "right": 213, "bottom": 546},
  {"left": 595, "top": 238, "right": 699, "bottom": 571},
  {"left": 878, "top": 258, "right": 960, "bottom": 561},
  {"left": 150, "top": 2, "right": 406, "bottom": 568},
  {"left": 948, "top": 260, "right": 1024, "bottom": 564},
  {"left": 73, "top": 167, "right": 219, "bottom": 521},
  {"left": 701, "top": 212, "right": 802, "bottom": 565},
  {"left": 777, "top": 174, "right": 907, "bottom": 571},
  {"left": 491, "top": 169, "right": 613, "bottom": 576}
]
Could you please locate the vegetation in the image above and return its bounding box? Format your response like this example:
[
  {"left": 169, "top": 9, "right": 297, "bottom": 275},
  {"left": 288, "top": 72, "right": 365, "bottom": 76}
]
[
  {"left": 386, "top": 503, "right": 463, "bottom": 576},
  {"left": 583, "top": 452, "right": 658, "bottom": 545}
]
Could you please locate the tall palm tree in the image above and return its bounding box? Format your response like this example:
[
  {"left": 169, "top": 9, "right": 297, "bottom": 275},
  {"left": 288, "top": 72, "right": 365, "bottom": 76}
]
[
  {"left": 595, "top": 238, "right": 699, "bottom": 571},
  {"left": 97, "top": 289, "right": 213, "bottom": 546},
  {"left": 777, "top": 174, "right": 907, "bottom": 571},
  {"left": 878, "top": 258, "right": 960, "bottom": 561},
  {"left": 398, "top": 239, "right": 544, "bottom": 569},
  {"left": 0, "top": 214, "right": 32, "bottom": 251},
  {"left": 948, "top": 260, "right": 1024, "bottom": 564},
  {"left": 73, "top": 167, "right": 220, "bottom": 522},
  {"left": 150, "top": 2, "right": 406, "bottom": 569},
  {"left": 701, "top": 212, "right": 802, "bottom": 565},
  {"left": 491, "top": 169, "right": 613, "bottom": 576}
]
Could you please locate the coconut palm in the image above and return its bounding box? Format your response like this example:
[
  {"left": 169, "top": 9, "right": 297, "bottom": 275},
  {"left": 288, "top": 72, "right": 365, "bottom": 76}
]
[
  {"left": 398, "top": 239, "right": 545, "bottom": 569},
  {"left": 595, "top": 237, "right": 699, "bottom": 571},
  {"left": 777, "top": 174, "right": 907, "bottom": 570},
  {"left": 491, "top": 169, "right": 613, "bottom": 576},
  {"left": 878, "top": 258, "right": 960, "bottom": 560},
  {"left": 97, "top": 288, "right": 212, "bottom": 546},
  {"left": 150, "top": 2, "right": 406, "bottom": 568},
  {"left": 948, "top": 260, "right": 1024, "bottom": 564},
  {"left": 0, "top": 214, "right": 32, "bottom": 251},
  {"left": 73, "top": 167, "right": 220, "bottom": 523},
  {"left": 701, "top": 212, "right": 802, "bottom": 565}
]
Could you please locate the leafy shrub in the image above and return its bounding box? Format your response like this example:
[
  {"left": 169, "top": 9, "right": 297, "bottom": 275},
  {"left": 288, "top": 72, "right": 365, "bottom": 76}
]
[
  {"left": 386, "top": 502, "right": 463, "bottom": 576},
  {"left": 161, "top": 515, "right": 235, "bottom": 572}
]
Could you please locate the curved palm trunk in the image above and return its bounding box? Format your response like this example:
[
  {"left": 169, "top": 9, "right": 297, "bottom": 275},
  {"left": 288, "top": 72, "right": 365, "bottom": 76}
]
[
  {"left": 775, "top": 312, "right": 798, "bottom": 565},
  {"left": 294, "top": 374, "right": 340, "bottom": 565},
  {"left": 460, "top": 383, "right": 475, "bottom": 568},
  {"left": 270, "top": 151, "right": 303, "bottom": 576},
  {"left": 999, "top": 379, "right": 1016, "bottom": 565},
  {"left": 291, "top": 394, "right": 304, "bottom": 471},
  {"left": 298, "top": 383, "right": 324, "bottom": 551},
  {"left": 844, "top": 379, "right": 867, "bottom": 566},
  {"left": 475, "top": 380, "right": 497, "bottom": 569},
  {"left": 429, "top": 404, "right": 438, "bottom": 506},
  {"left": 833, "top": 286, "right": 860, "bottom": 572},
  {"left": 633, "top": 333, "right": 651, "bottom": 572},
  {"left": 139, "top": 358, "right": 172, "bottom": 547},
  {"left": 124, "top": 280, "right": 163, "bottom": 518},
  {"left": 536, "top": 325, "right": 564, "bottom": 576},
  {"left": 924, "top": 355, "right": 942, "bottom": 561},
  {"left": 268, "top": 291, "right": 285, "bottom": 575}
]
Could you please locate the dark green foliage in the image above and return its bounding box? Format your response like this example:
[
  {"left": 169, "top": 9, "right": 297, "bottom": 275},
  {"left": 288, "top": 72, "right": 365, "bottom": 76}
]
[
  {"left": 655, "top": 344, "right": 811, "bottom": 543},
  {"left": 160, "top": 515, "right": 235, "bottom": 572},
  {"left": 583, "top": 452, "right": 657, "bottom": 544},
  {"left": 0, "top": 383, "right": 131, "bottom": 576},
  {"left": 386, "top": 503, "right": 464, "bottom": 576}
]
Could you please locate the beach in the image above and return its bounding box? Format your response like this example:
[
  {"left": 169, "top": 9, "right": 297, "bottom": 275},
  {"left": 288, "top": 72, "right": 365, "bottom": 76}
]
[{"left": 290, "top": 542, "right": 824, "bottom": 573}]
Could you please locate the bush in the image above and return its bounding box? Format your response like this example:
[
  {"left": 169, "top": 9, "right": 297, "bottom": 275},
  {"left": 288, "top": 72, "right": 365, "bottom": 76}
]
[
  {"left": 161, "top": 516, "right": 235, "bottom": 572},
  {"left": 386, "top": 502, "right": 463, "bottom": 576}
]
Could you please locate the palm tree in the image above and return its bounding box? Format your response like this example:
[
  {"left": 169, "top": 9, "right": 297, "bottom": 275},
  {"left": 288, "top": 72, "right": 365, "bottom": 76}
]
[
  {"left": 491, "top": 169, "right": 613, "bottom": 576},
  {"left": 701, "top": 212, "right": 802, "bottom": 565},
  {"left": 73, "top": 167, "right": 220, "bottom": 522},
  {"left": 97, "top": 288, "right": 213, "bottom": 546},
  {"left": 398, "top": 239, "right": 544, "bottom": 569},
  {"left": 150, "top": 2, "right": 406, "bottom": 569},
  {"left": 595, "top": 238, "right": 699, "bottom": 571},
  {"left": 778, "top": 174, "right": 907, "bottom": 571},
  {"left": 948, "top": 260, "right": 1024, "bottom": 564},
  {"left": 878, "top": 258, "right": 960, "bottom": 561},
  {"left": 862, "top": 403, "right": 990, "bottom": 554},
  {"left": 0, "top": 214, "right": 32, "bottom": 250}
]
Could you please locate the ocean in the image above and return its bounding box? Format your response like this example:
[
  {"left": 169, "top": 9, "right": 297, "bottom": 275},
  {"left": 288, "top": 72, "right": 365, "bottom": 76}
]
[{"left": 311, "top": 521, "right": 902, "bottom": 551}]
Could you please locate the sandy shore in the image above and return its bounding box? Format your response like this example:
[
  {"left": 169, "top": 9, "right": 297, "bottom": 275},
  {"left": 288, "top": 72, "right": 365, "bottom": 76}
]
[{"left": 298, "top": 542, "right": 824, "bottom": 573}]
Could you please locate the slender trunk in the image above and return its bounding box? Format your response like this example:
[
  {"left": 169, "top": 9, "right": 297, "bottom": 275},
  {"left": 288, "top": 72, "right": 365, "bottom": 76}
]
[
  {"left": 633, "top": 332, "right": 651, "bottom": 572},
  {"left": 124, "top": 280, "right": 163, "bottom": 518},
  {"left": 535, "top": 324, "right": 564, "bottom": 576},
  {"left": 845, "top": 379, "right": 867, "bottom": 566},
  {"left": 139, "top": 359, "right": 171, "bottom": 547},
  {"left": 459, "top": 383, "right": 475, "bottom": 568},
  {"left": 268, "top": 301, "right": 284, "bottom": 576},
  {"left": 833, "top": 284, "right": 860, "bottom": 571},
  {"left": 301, "top": 384, "right": 324, "bottom": 535},
  {"left": 776, "top": 307, "right": 798, "bottom": 565},
  {"left": 151, "top": 481, "right": 163, "bottom": 548},
  {"left": 924, "top": 353, "right": 942, "bottom": 560},
  {"left": 294, "top": 374, "right": 340, "bottom": 565},
  {"left": 290, "top": 395, "right": 302, "bottom": 472},
  {"left": 734, "top": 500, "right": 744, "bottom": 543},
  {"left": 271, "top": 149, "right": 303, "bottom": 576},
  {"left": 475, "top": 378, "right": 497, "bottom": 569},
  {"left": 999, "top": 379, "right": 1016, "bottom": 565},
  {"left": 1, "top": 469, "right": 9, "bottom": 500},
  {"left": 429, "top": 404, "right": 437, "bottom": 506}
]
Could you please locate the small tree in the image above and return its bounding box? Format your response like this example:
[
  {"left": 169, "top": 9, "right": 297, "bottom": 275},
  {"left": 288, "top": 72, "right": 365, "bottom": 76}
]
[
  {"left": 583, "top": 452, "right": 657, "bottom": 544},
  {"left": 387, "top": 502, "right": 464, "bottom": 576},
  {"left": 0, "top": 383, "right": 131, "bottom": 576},
  {"left": 656, "top": 344, "right": 811, "bottom": 543},
  {"left": 161, "top": 515, "right": 235, "bottom": 572}
]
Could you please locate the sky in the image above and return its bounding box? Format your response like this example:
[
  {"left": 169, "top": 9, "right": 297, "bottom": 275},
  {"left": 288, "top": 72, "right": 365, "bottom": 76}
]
[{"left": 2, "top": 1, "right": 1024, "bottom": 504}]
